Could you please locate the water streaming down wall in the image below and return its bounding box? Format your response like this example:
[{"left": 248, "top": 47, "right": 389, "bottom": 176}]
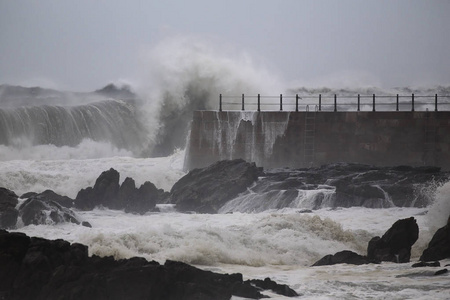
[
  {"left": 185, "top": 110, "right": 450, "bottom": 171},
  {"left": 184, "top": 111, "right": 290, "bottom": 170},
  {"left": 218, "top": 187, "right": 336, "bottom": 213},
  {"left": 0, "top": 100, "right": 147, "bottom": 152}
]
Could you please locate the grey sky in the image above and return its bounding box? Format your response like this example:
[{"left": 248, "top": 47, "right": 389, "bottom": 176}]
[{"left": 1, "top": 0, "right": 449, "bottom": 91}]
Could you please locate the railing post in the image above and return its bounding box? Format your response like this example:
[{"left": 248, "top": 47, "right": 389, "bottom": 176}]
[
  {"left": 219, "top": 94, "right": 222, "bottom": 112},
  {"left": 435, "top": 94, "right": 438, "bottom": 112},
  {"left": 295, "top": 94, "right": 299, "bottom": 112},
  {"left": 319, "top": 94, "right": 321, "bottom": 111},
  {"left": 372, "top": 94, "right": 376, "bottom": 112},
  {"left": 280, "top": 94, "right": 283, "bottom": 111},
  {"left": 241, "top": 94, "right": 245, "bottom": 111},
  {"left": 411, "top": 93, "right": 414, "bottom": 112},
  {"left": 334, "top": 94, "right": 337, "bottom": 112},
  {"left": 257, "top": 94, "right": 261, "bottom": 112},
  {"left": 396, "top": 94, "right": 399, "bottom": 111},
  {"left": 357, "top": 94, "right": 360, "bottom": 111}
]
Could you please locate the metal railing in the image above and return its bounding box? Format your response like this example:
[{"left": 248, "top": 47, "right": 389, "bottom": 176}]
[{"left": 218, "top": 94, "right": 450, "bottom": 112}]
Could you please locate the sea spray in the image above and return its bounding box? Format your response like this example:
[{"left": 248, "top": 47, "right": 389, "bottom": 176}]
[
  {"left": 135, "top": 35, "right": 284, "bottom": 155},
  {"left": 0, "top": 100, "right": 147, "bottom": 152},
  {"left": 426, "top": 181, "right": 450, "bottom": 231},
  {"left": 0, "top": 37, "right": 285, "bottom": 159},
  {"left": 0, "top": 150, "right": 186, "bottom": 198},
  {"left": 186, "top": 110, "right": 290, "bottom": 169},
  {"left": 219, "top": 187, "right": 336, "bottom": 213},
  {"left": 16, "top": 210, "right": 365, "bottom": 267}
]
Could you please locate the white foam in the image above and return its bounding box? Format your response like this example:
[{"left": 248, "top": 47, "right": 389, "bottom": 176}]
[
  {"left": 426, "top": 181, "right": 450, "bottom": 231},
  {"left": 13, "top": 206, "right": 449, "bottom": 299},
  {"left": 0, "top": 149, "right": 186, "bottom": 197},
  {"left": 0, "top": 139, "right": 134, "bottom": 161}
]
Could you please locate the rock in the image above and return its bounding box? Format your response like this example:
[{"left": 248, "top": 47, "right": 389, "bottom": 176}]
[
  {"left": 20, "top": 192, "right": 37, "bottom": 199},
  {"left": 123, "top": 180, "right": 159, "bottom": 214},
  {"left": 434, "top": 269, "right": 448, "bottom": 276},
  {"left": 14, "top": 190, "right": 79, "bottom": 226},
  {"left": 115, "top": 176, "right": 136, "bottom": 209},
  {"left": 21, "top": 190, "right": 74, "bottom": 208},
  {"left": 412, "top": 261, "right": 440, "bottom": 268},
  {"left": 0, "top": 230, "right": 297, "bottom": 299},
  {"left": 18, "top": 197, "right": 81, "bottom": 226},
  {"left": 247, "top": 277, "right": 299, "bottom": 297},
  {"left": 0, "top": 188, "right": 19, "bottom": 229},
  {"left": 221, "top": 163, "right": 449, "bottom": 212},
  {"left": 39, "top": 190, "right": 73, "bottom": 208},
  {"left": 81, "top": 221, "right": 92, "bottom": 228},
  {"left": 367, "top": 217, "right": 419, "bottom": 263},
  {"left": 420, "top": 215, "right": 450, "bottom": 261},
  {"left": 312, "top": 250, "right": 378, "bottom": 266},
  {"left": 0, "top": 231, "right": 31, "bottom": 293},
  {"left": 75, "top": 168, "right": 120, "bottom": 210},
  {"left": 162, "top": 260, "right": 265, "bottom": 300},
  {"left": 170, "top": 159, "right": 262, "bottom": 213},
  {"left": 75, "top": 169, "right": 159, "bottom": 214},
  {"left": 334, "top": 184, "right": 390, "bottom": 208},
  {"left": 396, "top": 269, "right": 448, "bottom": 278}
]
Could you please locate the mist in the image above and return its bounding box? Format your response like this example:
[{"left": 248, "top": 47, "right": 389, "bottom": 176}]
[{"left": 1, "top": 0, "right": 449, "bottom": 92}]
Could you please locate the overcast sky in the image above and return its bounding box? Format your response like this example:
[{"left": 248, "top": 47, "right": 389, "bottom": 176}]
[{"left": 1, "top": 0, "right": 449, "bottom": 92}]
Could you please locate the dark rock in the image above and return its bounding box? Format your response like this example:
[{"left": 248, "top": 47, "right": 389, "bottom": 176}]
[
  {"left": 75, "top": 168, "right": 120, "bottom": 210},
  {"left": 367, "top": 217, "right": 419, "bottom": 263},
  {"left": 18, "top": 197, "right": 80, "bottom": 226},
  {"left": 434, "top": 269, "right": 448, "bottom": 276},
  {"left": 30, "top": 190, "right": 74, "bottom": 208},
  {"left": 170, "top": 159, "right": 261, "bottom": 213},
  {"left": 412, "top": 261, "right": 440, "bottom": 268},
  {"left": 312, "top": 250, "right": 378, "bottom": 266},
  {"left": 115, "top": 176, "right": 136, "bottom": 209},
  {"left": 0, "top": 231, "right": 297, "bottom": 299},
  {"left": 420, "top": 215, "right": 450, "bottom": 261},
  {"left": 163, "top": 260, "right": 264, "bottom": 300},
  {"left": 14, "top": 190, "right": 78, "bottom": 226},
  {"left": 334, "top": 184, "right": 389, "bottom": 208},
  {"left": 0, "top": 188, "right": 19, "bottom": 229},
  {"left": 20, "top": 192, "right": 37, "bottom": 199},
  {"left": 0, "top": 231, "right": 31, "bottom": 293},
  {"left": 396, "top": 269, "right": 447, "bottom": 278},
  {"left": 124, "top": 180, "right": 159, "bottom": 214},
  {"left": 95, "top": 83, "right": 136, "bottom": 99},
  {"left": 81, "top": 221, "right": 92, "bottom": 228},
  {"left": 222, "top": 163, "right": 449, "bottom": 212},
  {"left": 74, "top": 187, "right": 95, "bottom": 210},
  {"left": 74, "top": 169, "right": 159, "bottom": 214},
  {"left": 247, "top": 277, "right": 299, "bottom": 297}
]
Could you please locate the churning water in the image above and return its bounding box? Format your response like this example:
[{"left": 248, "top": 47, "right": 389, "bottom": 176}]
[{"left": 2, "top": 37, "right": 450, "bottom": 298}]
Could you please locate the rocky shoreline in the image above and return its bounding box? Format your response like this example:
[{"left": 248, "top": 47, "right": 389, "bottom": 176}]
[
  {"left": 3, "top": 160, "right": 449, "bottom": 228},
  {"left": 1, "top": 160, "right": 450, "bottom": 299},
  {"left": 0, "top": 229, "right": 298, "bottom": 299},
  {"left": 312, "top": 215, "right": 450, "bottom": 267}
]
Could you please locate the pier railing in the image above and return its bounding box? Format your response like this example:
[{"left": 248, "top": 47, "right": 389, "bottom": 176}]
[{"left": 219, "top": 94, "right": 450, "bottom": 112}]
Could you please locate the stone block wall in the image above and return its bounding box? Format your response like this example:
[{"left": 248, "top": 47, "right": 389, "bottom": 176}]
[{"left": 184, "top": 111, "right": 450, "bottom": 170}]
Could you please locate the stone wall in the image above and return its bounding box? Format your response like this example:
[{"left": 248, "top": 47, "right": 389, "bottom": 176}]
[{"left": 184, "top": 111, "right": 450, "bottom": 170}]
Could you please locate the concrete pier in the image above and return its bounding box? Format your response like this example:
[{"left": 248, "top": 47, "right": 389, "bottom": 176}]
[{"left": 184, "top": 111, "right": 450, "bottom": 170}]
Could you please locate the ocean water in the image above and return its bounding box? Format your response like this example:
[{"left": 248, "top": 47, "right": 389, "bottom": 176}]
[
  {"left": 1, "top": 37, "right": 450, "bottom": 298},
  {"left": 2, "top": 150, "right": 449, "bottom": 299}
]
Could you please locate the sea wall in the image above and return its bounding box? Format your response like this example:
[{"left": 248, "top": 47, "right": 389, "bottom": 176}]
[{"left": 184, "top": 111, "right": 450, "bottom": 170}]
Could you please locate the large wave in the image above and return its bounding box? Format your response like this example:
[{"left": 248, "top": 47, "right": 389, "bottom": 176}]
[
  {"left": 2, "top": 36, "right": 450, "bottom": 160},
  {"left": 0, "top": 37, "right": 284, "bottom": 159},
  {"left": 0, "top": 100, "right": 147, "bottom": 152},
  {"left": 135, "top": 35, "right": 284, "bottom": 156}
]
